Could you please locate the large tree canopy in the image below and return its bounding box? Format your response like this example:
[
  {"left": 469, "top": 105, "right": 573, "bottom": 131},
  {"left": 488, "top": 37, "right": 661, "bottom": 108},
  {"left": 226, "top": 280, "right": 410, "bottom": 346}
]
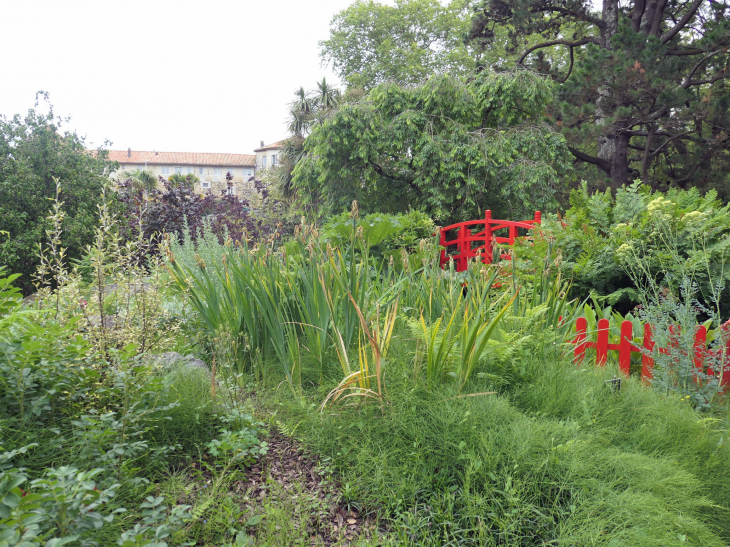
[
  {"left": 320, "top": 0, "right": 481, "bottom": 89},
  {"left": 468, "top": 0, "right": 730, "bottom": 193},
  {"left": 0, "top": 96, "right": 112, "bottom": 293},
  {"left": 291, "top": 70, "right": 572, "bottom": 222}
]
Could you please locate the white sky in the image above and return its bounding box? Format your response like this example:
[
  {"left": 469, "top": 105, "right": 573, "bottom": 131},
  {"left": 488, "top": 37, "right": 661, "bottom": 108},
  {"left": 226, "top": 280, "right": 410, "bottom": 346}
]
[{"left": 0, "top": 0, "right": 373, "bottom": 155}]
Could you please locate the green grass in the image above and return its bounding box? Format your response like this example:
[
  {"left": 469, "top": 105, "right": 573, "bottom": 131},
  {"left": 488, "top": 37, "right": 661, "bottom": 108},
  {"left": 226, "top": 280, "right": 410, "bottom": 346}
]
[
  {"left": 263, "top": 349, "right": 730, "bottom": 546},
  {"left": 151, "top": 364, "right": 218, "bottom": 459}
]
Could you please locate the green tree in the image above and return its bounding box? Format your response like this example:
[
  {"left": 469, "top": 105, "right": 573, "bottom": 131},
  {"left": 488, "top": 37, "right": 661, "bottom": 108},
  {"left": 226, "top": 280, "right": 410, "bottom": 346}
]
[
  {"left": 120, "top": 169, "right": 159, "bottom": 193},
  {"left": 0, "top": 94, "right": 113, "bottom": 294},
  {"left": 167, "top": 172, "right": 200, "bottom": 189},
  {"left": 468, "top": 0, "right": 730, "bottom": 192},
  {"left": 292, "top": 70, "right": 572, "bottom": 222},
  {"left": 320, "top": 0, "right": 482, "bottom": 89}
]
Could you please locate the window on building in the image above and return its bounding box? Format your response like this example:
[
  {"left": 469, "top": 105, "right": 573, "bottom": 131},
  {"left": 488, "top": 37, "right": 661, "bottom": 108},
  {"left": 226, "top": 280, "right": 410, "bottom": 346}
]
[
  {"left": 271, "top": 154, "right": 278, "bottom": 166},
  {"left": 162, "top": 167, "right": 170, "bottom": 175},
  {"left": 199, "top": 167, "right": 204, "bottom": 175},
  {"left": 175, "top": 167, "right": 183, "bottom": 174},
  {"left": 228, "top": 168, "right": 236, "bottom": 177},
  {"left": 139, "top": 164, "right": 145, "bottom": 171},
  {"left": 201, "top": 181, "right": 211, "bottom": 189},
  {"left": 214, "top": 168, "right": 222, "bottom": 180},
  {"left": 246, "top": 169, "right": 252, "bottom": 177},
  {"left": 187, "top": 167, "right": 193, "bottom": 174},
  {"left": 262, "top": 156, "right": 267, "bottom": 168},
  {"left": 120, "top": 164, "right": 125, "bottom": 171}
]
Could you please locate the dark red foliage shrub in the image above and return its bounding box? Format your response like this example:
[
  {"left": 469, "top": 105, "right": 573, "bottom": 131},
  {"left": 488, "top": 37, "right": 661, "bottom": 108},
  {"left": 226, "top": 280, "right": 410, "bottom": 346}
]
[{"left": 115, "top": 172, "right": 289, "bottom": 259}]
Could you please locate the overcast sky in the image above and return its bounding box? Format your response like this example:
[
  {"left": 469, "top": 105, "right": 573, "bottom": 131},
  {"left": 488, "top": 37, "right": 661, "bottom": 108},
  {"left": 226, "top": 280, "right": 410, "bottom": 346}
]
[{"left": 0, "top": 0, "right": 376, "bottom": 155}]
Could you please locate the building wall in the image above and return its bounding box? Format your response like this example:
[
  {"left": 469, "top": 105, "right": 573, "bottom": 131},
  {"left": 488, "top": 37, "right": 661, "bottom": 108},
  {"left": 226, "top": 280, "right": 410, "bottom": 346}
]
[
  {"left": 255, "top": 149, "right": 281, "bottom": 171},
  {"left": 113, "top": 163, "right": 258, "bottom": 200}
]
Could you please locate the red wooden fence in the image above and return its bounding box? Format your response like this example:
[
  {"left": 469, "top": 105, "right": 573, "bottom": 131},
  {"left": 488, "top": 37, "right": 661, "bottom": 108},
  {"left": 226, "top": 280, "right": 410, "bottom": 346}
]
[
  {"left": 573, "top": 317, "right": 730, "bottom": 388},
  {"left": 439, "top": 210, "right": 541, "bottom": 272}
]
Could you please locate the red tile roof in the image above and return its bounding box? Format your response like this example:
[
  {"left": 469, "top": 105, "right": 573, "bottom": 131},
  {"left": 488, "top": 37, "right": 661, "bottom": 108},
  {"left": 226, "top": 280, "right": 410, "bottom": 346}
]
[
  {"left": 254, "top": 140, "right": 285, "bottom": 152},
  {"left": 108, "top": 150, "right": 256, "bottom": 166}
]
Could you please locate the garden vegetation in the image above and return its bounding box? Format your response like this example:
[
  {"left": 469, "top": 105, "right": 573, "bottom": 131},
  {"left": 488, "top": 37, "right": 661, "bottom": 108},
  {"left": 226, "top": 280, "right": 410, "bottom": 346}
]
[{"left": 2, "top": 1, "right": 730, "bottom": 542}]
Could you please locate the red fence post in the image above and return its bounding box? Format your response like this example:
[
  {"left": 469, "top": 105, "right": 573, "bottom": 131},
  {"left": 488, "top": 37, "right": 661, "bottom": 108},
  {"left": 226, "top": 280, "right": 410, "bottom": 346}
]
[
  {"left": 619, "top": 320, "right": 633, "bottom": 376},
  {"left": 534, "top": 211, "right": 541, "bottom": 225},
  {"left": 574, "top": 317, "right": 587, "bottom": 365},
  {"left": 463, "top": 227, "right": 472, "bottom": 269},
  {"left": 694, "top": 326, "right": 707, "bottom": 387},
  {"left": 596, "top": 318, "right": 609, "bottom": 366},
  {"left": 484, "top": 210, "right": 493, "bottom": 262},
  {"left": 439, "top": 228, "right": 448, "bottom": 268},
  {"left": 642, "top": 323, "right": 654, "bottom": 383}
]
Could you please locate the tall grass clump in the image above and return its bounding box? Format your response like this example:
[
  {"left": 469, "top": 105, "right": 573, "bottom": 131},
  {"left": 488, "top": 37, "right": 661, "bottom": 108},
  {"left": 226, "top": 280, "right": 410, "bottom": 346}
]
[
  {"left": 269, "top": 352, "right": 730, "bottom": 546},
  {"left": 167, "top": 202, "right": 566, "bottom": 398}
]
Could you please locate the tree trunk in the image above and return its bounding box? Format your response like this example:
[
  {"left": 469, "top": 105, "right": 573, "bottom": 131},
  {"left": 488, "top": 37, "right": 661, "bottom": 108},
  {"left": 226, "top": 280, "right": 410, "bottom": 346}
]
[
  {"left": 595, "top": 0, "right": 630, "bottom": 188},
  {"left": 597, "top": 128, "right": 631, "bottom": 187}
]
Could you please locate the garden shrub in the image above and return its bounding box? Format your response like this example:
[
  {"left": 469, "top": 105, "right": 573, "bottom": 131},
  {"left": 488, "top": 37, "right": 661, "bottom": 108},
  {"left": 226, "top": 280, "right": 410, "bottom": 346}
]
[
  {"left": 0, "top": 257, "right": 266, "bottom": 544},
  {"left": 0, "top": 96, "right": 113, "bottom": 295},
  {"left": 318, "top": 209, "right": 436, "bottom": 268},
  {"left": 514, "top": 181, "right": 730, "bottom": 315}
]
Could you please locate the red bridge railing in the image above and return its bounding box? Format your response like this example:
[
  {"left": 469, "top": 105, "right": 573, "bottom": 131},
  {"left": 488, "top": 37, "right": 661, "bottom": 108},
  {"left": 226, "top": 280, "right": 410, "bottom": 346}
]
[{"left": 439, "top": 210, "right": 541, "bottom": 271}]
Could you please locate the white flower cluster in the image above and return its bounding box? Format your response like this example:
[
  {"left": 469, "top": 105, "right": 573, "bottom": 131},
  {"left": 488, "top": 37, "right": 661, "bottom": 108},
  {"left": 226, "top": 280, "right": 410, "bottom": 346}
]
[
  {"left": 682, "top": 209, "right": 709, "bottom": 229},
  {"left": 647, "top": 196, "right": 672, "bottom": 212}
]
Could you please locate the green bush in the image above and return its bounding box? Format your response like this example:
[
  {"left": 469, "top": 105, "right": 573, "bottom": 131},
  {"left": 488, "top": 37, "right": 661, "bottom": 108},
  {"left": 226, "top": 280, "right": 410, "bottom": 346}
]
[
  {"left": 319, "top": 210, "right": 435, "bottom": 266},
  {"left": 514, "top": 182, "right": 730, "bottom": 315},
  {"left": 0, "top": 268, "right": 265, "bottom": 545},
  {"left": 0, "top": 98, "right": 113, "bottom": 295}
]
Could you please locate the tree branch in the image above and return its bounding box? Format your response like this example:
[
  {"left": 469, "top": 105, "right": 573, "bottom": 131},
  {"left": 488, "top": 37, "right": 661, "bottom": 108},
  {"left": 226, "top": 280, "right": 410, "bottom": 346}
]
[
  {"left": 631, "top": 0, "right": 646, "bottom": 33},
  {"left": 567, "top": 146, "right": 611, "bottom": 174},
  {"left": 649, "top": 131, "right": 694, "bottom": 158},
  {"left": 517, "top": 37, "right": 600, "bottom": 66},
  {"left": 685, "top": 72, "right": 728, "bottom": 87},
  {"left": 682, "top": 50, "right": 723, "bottom": 86},
  {"left": 665, "top": 47, "right": 707, "bottom": 56},
  {"left": 625, "top": 129, "right": 673, "bottom": 136},
  {"left": 539, "top": 6, "right": 606, "bottom": 29},
  {"left": 368, "top": 160, "right": 423, "bottom": 196},
  {"left": 649, "top": 0, "right": 668, "bottom": 36},
  {"left": 558, "top": 45, "right": 575, "bottom": 83},
  {"left": 660, "top": 0, "right": 704, "bottom": 44}
]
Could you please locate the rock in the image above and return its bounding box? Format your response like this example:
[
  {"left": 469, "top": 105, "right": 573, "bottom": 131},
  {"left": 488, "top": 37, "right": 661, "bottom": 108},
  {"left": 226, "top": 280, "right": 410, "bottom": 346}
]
[{"left": 145, "top": 351, "right": 208, "bottom": 372}]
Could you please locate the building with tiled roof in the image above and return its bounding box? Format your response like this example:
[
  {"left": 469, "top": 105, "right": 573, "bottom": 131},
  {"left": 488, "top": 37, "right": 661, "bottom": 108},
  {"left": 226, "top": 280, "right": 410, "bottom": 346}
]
[
  {"left": 108, "top": 148, "right": 258, "bottom": 199},
  {"left": 253, "top": 140, "right": 285, "bottom": 172},
  {"left": 108, "top": 149, "right": 256, "bottom": 167},
  {"left": 106, "top": 140, "right": 286, "bottom": 200}
]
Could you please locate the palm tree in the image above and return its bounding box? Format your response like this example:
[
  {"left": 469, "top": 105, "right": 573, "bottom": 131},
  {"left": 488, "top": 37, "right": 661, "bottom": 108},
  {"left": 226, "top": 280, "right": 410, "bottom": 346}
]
[
  {"left": 274, "top": 79, "right": 344, "bottom": 204},
  {"left": 124, "top": 169, "right": 159, "bottom": 194},
  {"left": 288, "top": 87, "right": 314, "bottom": 137},
  {"left": 168, "top": 172, "right": 200, "bottom": 189},
  {"left": 316, "top": 77, "right": 339, "bottom": 111}
]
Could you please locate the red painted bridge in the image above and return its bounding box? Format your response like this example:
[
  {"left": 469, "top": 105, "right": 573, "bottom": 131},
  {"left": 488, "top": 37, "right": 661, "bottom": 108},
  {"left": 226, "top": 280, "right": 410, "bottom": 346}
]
[{"left": 439, "top": 210, "right": 542, "bottom": 271}]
